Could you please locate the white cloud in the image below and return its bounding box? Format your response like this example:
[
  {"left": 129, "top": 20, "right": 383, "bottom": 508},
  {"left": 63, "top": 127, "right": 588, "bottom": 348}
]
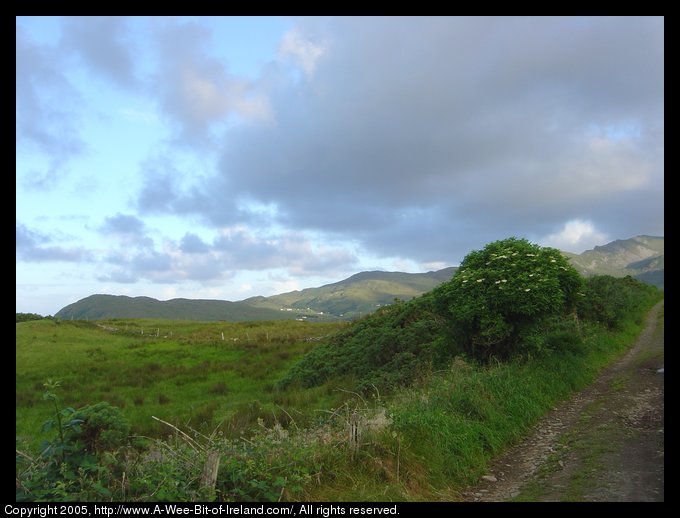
[
  {"left": 278, "top": 28, "right": 326, "bottom": 78},
  {"left": 542, "top": 219, "right": 608, "bottom": 253},
  {"left": 16, "top": 24, "right": 86, "bottom": 183},
  {"left": 152, "top": 19, "right": 271, "bottom": 145}
]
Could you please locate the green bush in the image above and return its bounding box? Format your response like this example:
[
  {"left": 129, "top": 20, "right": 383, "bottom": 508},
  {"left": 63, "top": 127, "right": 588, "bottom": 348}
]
[
  {"left": 435, "top": 238, "right": 583, "bottom": 360},
  {"left": 578, "top": 275, "right": 660, "bottom": 329},
  {"left": 16, "top": 312, "right": 46, "bottom": 323},
  {"left": 17, "top": 383, "right": 130, "bottom": 501},
  {"left": 281, "top": 296, "right": 448, "bottom": 392},
  {"left": 66, "top": 402, "right": 130, "bottom": 455},
  {"left": 542, "top": 318, "right": 586, "bottom": 355}
]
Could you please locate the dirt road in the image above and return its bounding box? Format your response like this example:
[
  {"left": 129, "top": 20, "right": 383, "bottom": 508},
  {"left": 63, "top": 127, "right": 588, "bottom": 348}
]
[{"left": 464, "top": 301, "right": 664, "bottom": 502}]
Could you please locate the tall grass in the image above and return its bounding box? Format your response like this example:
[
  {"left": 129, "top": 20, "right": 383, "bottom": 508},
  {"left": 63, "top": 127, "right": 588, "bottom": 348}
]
[{"left": 16, "top": 318, "right": 348, "bottom": 450}]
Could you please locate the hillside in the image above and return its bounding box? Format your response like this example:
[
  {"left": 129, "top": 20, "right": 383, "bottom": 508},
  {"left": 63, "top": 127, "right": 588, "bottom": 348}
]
[
  {"left": 247, "top": 267, "right": 458, "bottom": 317},
  {"left": 54, "top": 268, "right": 458, "bottom": 321},
  {"left": 54, "top": 295, "right": 288, "bottom": 322},
  {"left": 54, "top": 235, "right": 663, "bottom": 321},
  {"left": 567, "top": 235, "right": 664, "bottom": 288}
]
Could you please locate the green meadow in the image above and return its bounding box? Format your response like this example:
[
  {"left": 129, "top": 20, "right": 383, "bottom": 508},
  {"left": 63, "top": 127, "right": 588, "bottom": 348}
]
[{"left": 16, "top": 318, "right": 349, "bottom": 450}]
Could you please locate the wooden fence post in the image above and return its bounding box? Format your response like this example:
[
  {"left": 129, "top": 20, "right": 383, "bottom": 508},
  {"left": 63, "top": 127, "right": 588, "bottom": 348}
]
[
  {"left": 349, "top": 411, "right": 361, "bottom": 458},
  {"left": 201, "top": 450, "right": 220, "bottom": 492}
]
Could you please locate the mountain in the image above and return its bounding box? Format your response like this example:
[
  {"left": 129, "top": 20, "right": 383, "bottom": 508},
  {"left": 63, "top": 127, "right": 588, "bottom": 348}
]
[
  {"left": 247, "top": 267, "right": 458, "bottom": 317},
  {"left": 55, "top": 235, "right": 663, "bottom": 321},
  {"left": 54, "top": 267, "right": 458, "bottom": 321},
  {"left": 566, "top": 235, "right": 664, "bottom": 288},
  {"left": 54, "top": 295, "right": 287, "bottom": 322}
]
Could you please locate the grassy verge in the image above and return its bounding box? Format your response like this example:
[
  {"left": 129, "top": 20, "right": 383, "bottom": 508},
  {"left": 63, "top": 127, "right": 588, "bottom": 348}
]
[{"left": 302, "top": 297, "right": 662, "bottom": 500}]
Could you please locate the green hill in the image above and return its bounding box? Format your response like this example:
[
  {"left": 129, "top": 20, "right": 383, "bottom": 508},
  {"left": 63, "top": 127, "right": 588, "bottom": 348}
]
[
  {"left": 54, "top": 268, "right": 458, "bottom": 321},
  {"left": 248, "top": 267, "right": 458, "bottom": 318},
  {"left": 54, "top": 295, "right": 287, "bottom": 322}
]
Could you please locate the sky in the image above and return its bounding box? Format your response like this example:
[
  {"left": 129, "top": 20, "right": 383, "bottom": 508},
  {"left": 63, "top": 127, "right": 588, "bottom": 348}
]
[{"left": 16, "top": 16, "right": 664, "bottom": 316}]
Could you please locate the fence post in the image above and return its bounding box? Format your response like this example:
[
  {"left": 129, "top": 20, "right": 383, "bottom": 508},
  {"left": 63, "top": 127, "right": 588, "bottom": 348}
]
[
  {"left": 349, "top": 411, "right": 361, "bottom": 458},
  {"left": 201, "top": 450, "right": 220, "bottom": 492}
]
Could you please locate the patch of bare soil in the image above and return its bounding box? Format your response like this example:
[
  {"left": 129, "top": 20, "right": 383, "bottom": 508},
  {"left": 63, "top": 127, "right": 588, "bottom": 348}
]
[{"left": 462, "top": 302, "right": 664, "bottom": 502}]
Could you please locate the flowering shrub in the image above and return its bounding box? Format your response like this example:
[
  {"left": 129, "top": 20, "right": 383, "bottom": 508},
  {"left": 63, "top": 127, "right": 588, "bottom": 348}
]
[{"left": 437, "top": 238, "right": 583, "bottom": 360}]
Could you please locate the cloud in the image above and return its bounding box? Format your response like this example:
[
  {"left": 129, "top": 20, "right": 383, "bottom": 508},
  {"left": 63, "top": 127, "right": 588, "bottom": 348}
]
[
  {"left": 100, "top": 213, "right": 153, "bottom": 247},
  {"left": 96, "top": 270, "right": 138, "bottom": 284},
  {"left": 16, "top": 223, "right": 92, "bottom": 262},
  {"left": 213, "top": 227, "right": 357, "bottom": 275},
  {"left": 278, "top": 27, "right": 326, "bottom": 78},
  {"left": 101, "top": 213, "right": 145, "bottom": 234},
  {"left": 136, "top": 154, "right": 251, "bottom": 226},
  {"left": 541, "top": 219, "right": 609, "bottom": 253},
  {"left": 137, "top": 17, "right": 662, "bottom": 264},
  {"left": 16, "top": 24, "right": 85, "bottom": 185},
  {"left": 180, "top": 233, "right": 210, "bottom": 254},
  {"left": 96, "top": 222, "right": 357, "bottom": 285},
  {"left": 151, "top": 19, "right": 271, "bottom": 146},
  {"left": 60, "top": 16, "right": 137, "bottom": 87}
]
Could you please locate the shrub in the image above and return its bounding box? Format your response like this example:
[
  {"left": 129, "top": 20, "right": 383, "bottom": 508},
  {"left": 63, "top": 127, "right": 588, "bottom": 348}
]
[
  {"left": 435, "top": 238, "right": 583, "bottom": 361},
  {"left": 578, "top": 275, "right": 660, "bottom": 329},
  {"left": 16, "top": 382, "right": 130, "bottom": 501},
  {"left": 281, "top": 296, "right": 448, "bottom": 392},
  {"left": 66, "top": 402, "right": 130, "bottom": 455},
  {"left": 16, "top": 313, "right": 45, "bottom": 323}
]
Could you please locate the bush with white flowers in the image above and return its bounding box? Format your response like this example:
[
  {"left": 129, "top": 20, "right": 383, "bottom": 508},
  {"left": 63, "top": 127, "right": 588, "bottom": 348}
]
[{"left": 438, "top": 237, "right": 583, "bottom": 360}]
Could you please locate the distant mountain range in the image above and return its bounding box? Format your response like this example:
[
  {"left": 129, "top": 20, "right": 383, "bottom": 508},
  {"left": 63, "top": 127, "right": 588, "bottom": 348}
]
[
  {"left": 54, "top": 268, "right": 458, "bottom": 321},
  {"left": 54, "top": 236, "right": 663, "bottom": 321}
]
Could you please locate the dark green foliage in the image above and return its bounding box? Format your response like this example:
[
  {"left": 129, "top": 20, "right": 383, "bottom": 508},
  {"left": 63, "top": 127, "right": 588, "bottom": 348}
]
[
  {"left": 17, "top": 385, "right": 322, "bottom": 502},
  {"left": 17, "top": 383, "right": 130, "bottom": 501},
  {"left": 66, "top": 403, "right": 130, "bottom": 455},
  {"left": 543, "top": 320, "right": 586, "bottom": 355},
  {"left": 17, "top": 313, "right": 47, "bottom": 323},
  {"left": 281, "top": 295, "right": 449, "bottom": 392},
  {"left": 577, "top": 275, "right": 660, "bottom": 329},
  {"left": 436, "top": 238, "right": 583, "bottom": 360},
  {"left": 389, "top": 319, "right": 642, "bottom": 489}
]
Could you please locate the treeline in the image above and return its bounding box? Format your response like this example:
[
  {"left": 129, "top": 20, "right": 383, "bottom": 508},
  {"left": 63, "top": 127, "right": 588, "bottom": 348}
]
[{"left": 16, "top": 313, "right": 52, "bottom": 323}]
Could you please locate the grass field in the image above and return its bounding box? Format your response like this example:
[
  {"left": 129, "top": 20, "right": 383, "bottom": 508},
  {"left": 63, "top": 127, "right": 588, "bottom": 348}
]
[
  {"left": 16, "top": 318, "right": 349, "bottom": 451},
  {"left": 16, "top": 292, "right": 663, "bottom": 501}
]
